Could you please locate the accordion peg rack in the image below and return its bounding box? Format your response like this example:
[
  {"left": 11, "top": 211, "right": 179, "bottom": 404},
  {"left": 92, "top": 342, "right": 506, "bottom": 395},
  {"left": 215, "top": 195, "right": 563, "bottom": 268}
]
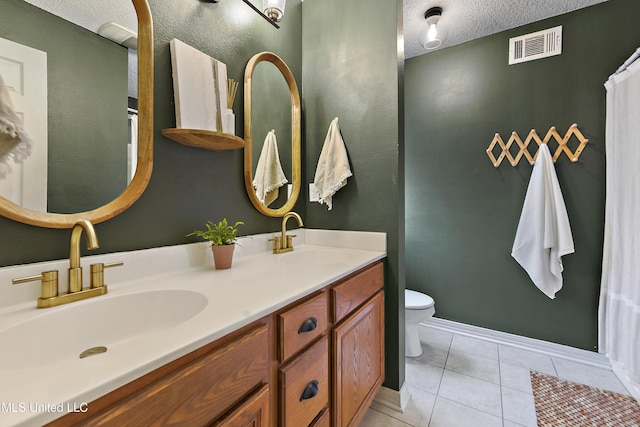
[{"left": 486, "top": 124, "right": 589, "bottom": 167}]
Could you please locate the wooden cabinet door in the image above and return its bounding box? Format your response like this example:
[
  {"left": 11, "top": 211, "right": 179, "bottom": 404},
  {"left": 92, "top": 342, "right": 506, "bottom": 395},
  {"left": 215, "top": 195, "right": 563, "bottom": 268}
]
[
  {"left": 213, "top": 384, "right": 270, "bottom": 427},
  {"left": 332, "top": 291, "right": 384, "bottom": 427}
]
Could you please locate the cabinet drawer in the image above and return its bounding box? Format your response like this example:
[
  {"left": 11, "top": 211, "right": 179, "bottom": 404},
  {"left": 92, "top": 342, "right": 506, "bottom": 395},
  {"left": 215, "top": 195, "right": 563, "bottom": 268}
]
[
  {"left": 332, "top": 262, "right": 383, "bottom": 323},
  {"left": 213, "top": 384, "right": 270, "bottom": 427},
  {"left": 310, "top": 407, "right": 330, "bottom": 427},
  {"left": 280, "top": 337, "right": 329, "bottom": 427},
  {"left": 279, "top": 292, "right": 328, "bottom": 362},
  {"left": 82, "top": 324, "right": 269, "bottom": 426}
]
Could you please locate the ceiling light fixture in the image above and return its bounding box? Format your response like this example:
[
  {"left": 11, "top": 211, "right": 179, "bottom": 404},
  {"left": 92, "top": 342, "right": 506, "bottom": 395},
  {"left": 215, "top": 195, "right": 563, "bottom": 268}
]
[
  {"left": 419, "top": 7, "right": 445, "bottom": 50},
  {"left": 201, "top": 0, "right": 284, "bottom": 29},
  {"left": 262, "top": 0, "right": 286, "bottom": 23}
]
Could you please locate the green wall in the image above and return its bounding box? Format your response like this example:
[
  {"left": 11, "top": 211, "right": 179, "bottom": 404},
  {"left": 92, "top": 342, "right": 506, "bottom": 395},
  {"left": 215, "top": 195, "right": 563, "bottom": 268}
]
[
  {"left": 0, "top": 0, "right": 303, "bottom": 266},
  {"left": 405, "top": 0, "right": 640, "bottom": 351},
  {"left": 302, "top": 0, "right": 405, "bottom": 389}
]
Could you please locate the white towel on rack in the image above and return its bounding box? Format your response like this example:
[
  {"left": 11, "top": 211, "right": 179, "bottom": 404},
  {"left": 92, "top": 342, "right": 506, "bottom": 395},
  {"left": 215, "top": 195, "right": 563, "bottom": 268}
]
[
  {"left": 253, "top": 130, "right": 288, "bottom": 206},
  {"left": 313, "top": 117, "right": 352, "bottom": 210},
  {"left": 511, "top": 144, "right": 574, "bottom": 299},
  {"left": 0, "top": 72, "right": 32, "bottom": 180}
]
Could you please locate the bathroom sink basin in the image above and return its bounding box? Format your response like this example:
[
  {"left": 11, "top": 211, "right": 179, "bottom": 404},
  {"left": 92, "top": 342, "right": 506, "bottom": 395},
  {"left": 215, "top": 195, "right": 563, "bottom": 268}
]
[{"left": 0, "top": 289, "right": 207, "bottom": 370}]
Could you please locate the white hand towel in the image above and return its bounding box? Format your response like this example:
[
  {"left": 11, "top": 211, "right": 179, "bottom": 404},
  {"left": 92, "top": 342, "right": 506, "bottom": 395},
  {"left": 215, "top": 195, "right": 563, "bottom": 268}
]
[
  {"left": 313, "top": 117, "right": 352, "bottom": 210},
  {"left": 253, "top": 130, "right": 288, "bottom": 206},
  {"left": 511, "top": 144, "right": 575, "bottom": 299},
  {"left": 0, "top": 73, "right": 32, "bottom": 180}
]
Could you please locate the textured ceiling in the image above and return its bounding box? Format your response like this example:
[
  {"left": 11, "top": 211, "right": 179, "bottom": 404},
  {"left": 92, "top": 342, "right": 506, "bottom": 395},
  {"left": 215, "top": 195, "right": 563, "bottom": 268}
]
[
  {"left": 23, "top": 0, "right": 137, "bottom": 35},
  {"left": 23, "top": 1, "right": 608, "bottom": 61},
  {"left": 403, "top": 0, "right": 608, "bottom": 59},
  {"left": 23, "top": 0, "right": 138, "bottom": 98}
]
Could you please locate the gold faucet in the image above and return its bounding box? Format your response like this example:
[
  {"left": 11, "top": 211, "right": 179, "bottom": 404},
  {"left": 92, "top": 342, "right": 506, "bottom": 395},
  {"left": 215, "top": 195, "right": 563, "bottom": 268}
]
[
  {"left": 270, "top": 212, "right": 303, "bottom": 254},
  {"left": 12, "top": 220, "right": 122, "bottom": 308}
]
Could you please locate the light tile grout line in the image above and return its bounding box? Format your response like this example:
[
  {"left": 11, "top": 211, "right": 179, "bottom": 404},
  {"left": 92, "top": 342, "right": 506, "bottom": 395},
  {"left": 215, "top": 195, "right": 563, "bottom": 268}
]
[
  {"left": 412, "top": 325, "right": 619, "bottom": 427},
  {"left": 429, "top": 341, "right": 450, "bottom": 427},
  {"left": 369, "top": 405, "right": 415, "bottom": 427},
  {"left": 550, "top": 357, "right": 559, "bottom": 377},
  {"left": 396, "top": 330, "right": 591, "bottom": 427},
  {"left": 417, "top": 329, "right": 540, "bottom": 427},
  {"left": 414, "top": 331, "right": 511, "bottom": 427},
  {"left": 496, "top": 344, "right": 515, "bottom": 427},
  {"left": 497, "top": 349, "right": 505, "bottom": 427},
  {"left": 408, "top": 330, "right": 448, "bottom": 427},
  {"left": 407, "top": 358, "right": 509, "bottom": 427},
  {"left": 429, "top": 395, "right": 505, "bottom": 426}
]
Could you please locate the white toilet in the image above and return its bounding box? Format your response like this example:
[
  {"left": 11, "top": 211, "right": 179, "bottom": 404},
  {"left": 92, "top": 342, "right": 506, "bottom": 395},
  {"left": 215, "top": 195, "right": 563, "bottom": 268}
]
[{"left": 405, "top": 289, "right": 435, "bottom": 357}]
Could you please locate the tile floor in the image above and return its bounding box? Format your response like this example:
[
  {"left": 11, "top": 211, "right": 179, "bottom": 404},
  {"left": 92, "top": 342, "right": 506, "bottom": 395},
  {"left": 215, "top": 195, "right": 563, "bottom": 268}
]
[{"left": 361, "top": 323, "right": 631, "bottom": 427}]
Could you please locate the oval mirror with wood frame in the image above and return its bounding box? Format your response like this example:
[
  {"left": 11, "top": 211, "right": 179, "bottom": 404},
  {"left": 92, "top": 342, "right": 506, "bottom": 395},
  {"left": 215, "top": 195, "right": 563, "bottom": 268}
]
[
  {"left": 0, "top": 0, "right": 153, "bottom": 228},
  {"left": 243, "top": 52, "right": 300, "bottom": 217}
]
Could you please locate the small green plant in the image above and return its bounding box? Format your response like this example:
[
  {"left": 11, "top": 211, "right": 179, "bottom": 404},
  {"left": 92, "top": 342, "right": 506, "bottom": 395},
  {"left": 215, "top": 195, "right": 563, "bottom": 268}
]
[{"left": 186, "top": 218, "right": 244, "bottom": 246}]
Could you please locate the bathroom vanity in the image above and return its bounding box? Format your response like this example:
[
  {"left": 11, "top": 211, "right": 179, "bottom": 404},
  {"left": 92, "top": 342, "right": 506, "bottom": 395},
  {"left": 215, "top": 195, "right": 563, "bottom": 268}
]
[
  {"left": 0, "top": 1, "right": 391, "bottom": 425},
  {"left": 0, "top": 229, "right": 386, "bottom": 427}
]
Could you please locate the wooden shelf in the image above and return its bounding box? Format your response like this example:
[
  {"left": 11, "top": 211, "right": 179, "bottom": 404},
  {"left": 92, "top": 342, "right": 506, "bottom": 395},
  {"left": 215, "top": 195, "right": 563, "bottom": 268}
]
[{"left": 162, "top": 128, "right": 245, "bottom": 151}]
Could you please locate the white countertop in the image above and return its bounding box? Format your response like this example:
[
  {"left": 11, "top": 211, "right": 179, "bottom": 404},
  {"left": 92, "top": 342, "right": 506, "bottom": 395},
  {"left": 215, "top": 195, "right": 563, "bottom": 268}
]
[{"left": 0, "top": 229, "right": 386, "bottom": 426}]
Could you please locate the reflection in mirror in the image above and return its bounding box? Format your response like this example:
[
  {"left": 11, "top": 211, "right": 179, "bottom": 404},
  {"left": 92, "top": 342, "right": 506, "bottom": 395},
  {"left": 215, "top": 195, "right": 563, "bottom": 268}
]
[
  {"left": 251, "top": 62, "right": 292, "bottom": 209},
  {"left": 244, "top": 52, "right": 300, "bottom": 217},
  {"left": 0, "top": 0, "right": 137, "bottom": 214},
  {"left": 0, "top": 0, "right": 153, "bottom": 228}
]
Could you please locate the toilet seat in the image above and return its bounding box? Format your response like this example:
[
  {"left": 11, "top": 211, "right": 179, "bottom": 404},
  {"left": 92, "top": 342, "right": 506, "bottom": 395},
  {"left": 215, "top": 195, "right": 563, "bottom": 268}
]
[{"left": 405, "top": 289, "right": 434, "bottom": 310}]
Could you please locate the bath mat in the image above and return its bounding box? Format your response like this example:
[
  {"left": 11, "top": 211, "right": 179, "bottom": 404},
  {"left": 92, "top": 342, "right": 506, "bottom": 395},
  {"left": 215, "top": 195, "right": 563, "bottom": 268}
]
[{"left": 530, "top": 371, "right": 640, "bottom": 427}]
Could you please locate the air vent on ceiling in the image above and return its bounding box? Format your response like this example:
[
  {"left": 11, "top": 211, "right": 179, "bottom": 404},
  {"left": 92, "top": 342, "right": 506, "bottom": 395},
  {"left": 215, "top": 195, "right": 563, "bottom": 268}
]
[{"left": 509, "top": 26, "right": 562, "bottom": 65}]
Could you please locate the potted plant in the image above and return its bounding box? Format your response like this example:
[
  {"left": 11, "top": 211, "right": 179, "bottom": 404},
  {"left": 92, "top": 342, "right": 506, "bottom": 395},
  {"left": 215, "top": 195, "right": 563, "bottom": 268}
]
[{"left": 186, "top": 218, "right": 244, "bottom": 269}]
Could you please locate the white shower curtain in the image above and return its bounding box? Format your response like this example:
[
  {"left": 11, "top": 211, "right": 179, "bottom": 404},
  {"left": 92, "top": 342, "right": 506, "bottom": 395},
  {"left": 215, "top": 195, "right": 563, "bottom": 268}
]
[{"left": 599, "top": 55, "right": 640, "bottom": 391}]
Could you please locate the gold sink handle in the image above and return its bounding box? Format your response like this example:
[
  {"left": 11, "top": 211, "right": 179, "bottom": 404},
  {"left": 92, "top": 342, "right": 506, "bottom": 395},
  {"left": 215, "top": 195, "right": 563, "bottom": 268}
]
[
  {"left": 12, "top": 270, "right": 59, "bottom": 300},
  {"left": 90, "top": 262, "right": 124, "bottom": 289},
  {"left": 269, "top": 236, "right": 283, "bottom": 252},
  {"left": 286, "top": 234, "right": 297, "bottom": 249}
]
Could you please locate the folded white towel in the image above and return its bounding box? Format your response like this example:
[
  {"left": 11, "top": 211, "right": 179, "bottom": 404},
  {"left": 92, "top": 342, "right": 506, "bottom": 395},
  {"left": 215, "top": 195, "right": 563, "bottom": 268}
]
[
  {"left": 512, "top": 144, "right": 575, "bottom": 299},
  {"left": 313, "top": 117, "right": 352, "bottom": 210},
  {"left": 253, "top": 130, "right": 288, "bottom": 206},
  {"left": 0, "top": 72, "right": 32, "bottom": 180}
]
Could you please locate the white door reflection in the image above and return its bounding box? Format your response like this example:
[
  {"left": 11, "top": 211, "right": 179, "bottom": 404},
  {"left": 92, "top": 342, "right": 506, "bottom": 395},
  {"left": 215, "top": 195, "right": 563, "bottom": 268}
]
[{"left": 0, "top": 36, "right": 47, "bottom": 212}]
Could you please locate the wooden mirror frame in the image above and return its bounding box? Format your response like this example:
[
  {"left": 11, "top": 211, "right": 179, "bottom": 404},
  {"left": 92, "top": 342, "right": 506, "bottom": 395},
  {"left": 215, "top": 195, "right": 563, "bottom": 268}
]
[
  {"left": 243, "top": 52, "right": 301, "bottom": 217},
  {"left": 0, "top": 0, "right": 153, "bottom": 228}
]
